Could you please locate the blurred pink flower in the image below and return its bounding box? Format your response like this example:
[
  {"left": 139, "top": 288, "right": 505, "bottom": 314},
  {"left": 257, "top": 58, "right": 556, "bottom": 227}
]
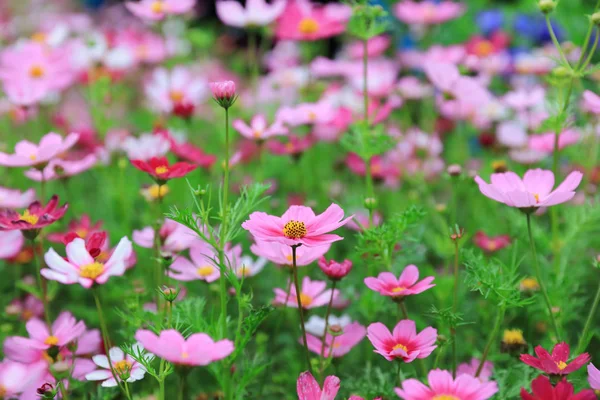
[
  {"left": 216, "top": 0, "right": 287, "bottom": 27},
  {"left": 345, "top": 211, "right": 382, "bottom": 231},
  {"left": 275, "top": 0, "right": 351, "bottom": 41},
  {"left": 169, "top": 240, "right": 226, "bottom": 283},
  {"left": 135, "top": 329, "right": 233, "bottom": 366},
  {"left": 395, "top": 369, "right": 498, "bottom": 400},
  {"left": 125, "top": 0, "right": 196, "bottom": 21},
  {"left": 474, "top": 169, "right": 583, "bottom": 209},
  {"left": 42, "top": 236, "right": 133, "bottom": 288},
  {"left": 394, "top": 0, "right": 464, "bottom": 25},
  {"left": 305, "top": 322, "right": 366, "bottom": 358},
  {"left": 274, "top": 276, "right": 339, "bottom": 309},
  {"left": 146, "top": 66, "right": 207, "bottom": 116},
  {"left": 5, "top": 294, "right": 44, "bottom": 321},
  {"left": 473, "top": 231, "right": 511, "bottom": 253},
  {"left": 297, "top": 371, "right": 340, "bottom": 400},
  {"left": 242, "top": 203, "right": 352, "bottom": 247},
  {"left": 347, "top": 35, "right": 391, "bottom": 59},
  {"left": 233, "top": 114, "right": 288, "bottom": 140},
  {"left": 0, "top": 132, "right": 79, "bottom": 168},
  {"left": 364, "top": 265, "right": 435, "bottom": 298},
  {"left": 589, "top": 363, "right": 600, "bottom": 390},
  {"left": 528, "top": 130, "right": 580, "bottom": 154},
  {"left": 86, "top": 344, "right": 149, "bottom": 387},
  {"left": 122, "top": 134, "right": 170, "bottom": 161},
  {"left": 0, "top": 231, "right": 24, "bottom": 259},
  {"left": 267, "top": 134, "right": 314, "bottom": 156},
  {"left": 581, "top": 90, "right": 600, "bottom": 115},
  {"left": 0, "top": 360, "right": 46, "bottom": 398},
  {"left": 0, "top": 186, "right": 35, "bottom": 208},
  {"left": 367, "top": 320, "right": 437, "bottom": 362},
  {"left": 133, "top": 218, "right": 197, "bottom": 255},
  {"left": 277, "top": 102, "right": 335, "bottom": 126},
  {"left": 318, "top": 256, "right": 352, "bottom": 280},
  {"left": 25, "top": 154, "right": 98, "bottom": 182},
  {"left": 458, "top": 358, "right": 494, "bottom": 382},
  {"left": 250, "top": 240, "right": 330, "bottom": 266}
]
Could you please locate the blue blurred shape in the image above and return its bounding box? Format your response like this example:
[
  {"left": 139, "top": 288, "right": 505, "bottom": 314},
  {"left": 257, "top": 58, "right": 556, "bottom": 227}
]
[{"left": 476, "top": 9, "right": 503, "bottom": 36}]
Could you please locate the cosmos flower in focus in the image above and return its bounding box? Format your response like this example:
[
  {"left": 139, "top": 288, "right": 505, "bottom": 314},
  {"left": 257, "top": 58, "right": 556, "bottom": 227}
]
[
  {"left": 0, "top": 195, "right": 68, "bottom": 233},
  {"left": 250, "top": 240, "right": 330, "bottom": 267},
  {"left": 367, "top": 320, "right": 437, "bottom": 363},
  {"left": 520, "top": 342, "right": 590, "bottom": 376},
  {"left": 297, "top": 371, "right": 340, "bottom": 400},
  {"left": 395, "top": 369, "right": 498, "bottom": 400},
  {"left": 85, "top": 344, "right": 150, "bottom": 387},
  {"left": 520, "top": 375, "right": 596, "bottom": 400}
]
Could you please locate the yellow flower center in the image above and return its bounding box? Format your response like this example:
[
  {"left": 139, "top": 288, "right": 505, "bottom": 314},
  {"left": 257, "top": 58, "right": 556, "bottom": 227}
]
[
  {"left": 283, "top": 220, "right": 307, "bottom": 239},
  {"left": 151, "top": 0, "right": 165, "bottom": 13},
  {"left": 181, "top": 352, "right": 189, "bottom": 359},
  {"left": 169, "top": 90, "right": 184, "bottom": 102},
  {"left": 308, "top": 111, "right": 317, "bottom": 121},
  {"left": 299, "top": 293, "right": 313, "bottom": 307},
  {"left": 29, "top": 65, "right": 45, "bottom": 79},
  {"left": 238, "top": 265, "right": 252, "bottom": 277},
  {"left": 19, "top": 210, "right": 39, "bottom": 225},
  {"left": 520, "top": 278, "right": 539, "bottom": 291},
  {"left": 155, "top": 166, "right": 169, "bottom": 175},
  {"left": 79, "top": 262, "right": 105, "bottom": 279},
  {"left": 475, "top": 41, "right": 494, "bottom": 57},
  {"left": 534, "top": 193, "right": 540, "bottom": 203},
  {"left": 197, "top": 265, "right": 214, "bottom": 277},
  {"left": 0, "top": 385, "right": 6, "bottom": 397},
  {"left": 75, "top": 228, "right": 89, "bottom": 239},
  {"left": 556, "top": 361, "right": 568, "bottom": 370},
  {"left": 29, "top": 154, "right": 37, "bottom": 161},
  {"left": 392, "top": 343, "right": 408, "bottom": 353},
  {"left": 298, "top": 17, "right": 320, "bottom": 35},
  {"left": 144, "top": 184, "right": 169, "bottom": 200},
  {"left": 22, "top": 309, "right": 34, "bottom": 320},
  {"left": 503, "top": 329, "right": 525, "bottom": 345},
  {"left": 432, "top": 396, "right": 459, "bottom": 400},
  {"left": 45, "top": 335, "right": 59, "bottom": 346},
  {"left": 253, "top": 130, "right": 262, "bottom": 138},
  {"left": 391, "top": 287, "right": 406, "bottom": 294},
  {"left": 31, "top": 32, "right": 47, "bottom": 43},
  {"left": 487, "top": 242, "right": 497, "bottom": 251},
  {"left": 114, "top": 359, "right": 133, "bottom": 375}
]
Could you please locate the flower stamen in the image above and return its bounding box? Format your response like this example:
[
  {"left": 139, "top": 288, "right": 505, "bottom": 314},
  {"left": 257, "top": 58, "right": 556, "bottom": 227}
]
[{"left": 283, "top": 220, "right": 307, "bottom": 239}]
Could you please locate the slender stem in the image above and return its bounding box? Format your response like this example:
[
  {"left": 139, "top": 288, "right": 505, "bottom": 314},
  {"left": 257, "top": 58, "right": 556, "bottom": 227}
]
[
  {"left": 124, "top": 382, "right": 133, "bottom": 400},
  {"left": 475, "top": 307, "right": 505, "bottom": 377},
  {"left": 545, "top": 16, "right": 571, "bottom": 68},
  {"left": 451, "top": 240, "right": 460, "bottom": 378},
  {"left": 526, "top": 213, "right": 561, "bottom": 340},
  {"left": 399, "top": 301, "right": 409, "bottom": 320},
  {"left": 292, "top": 245, "right": 312, "bottom": 372},
  {"left": 154, "top": 187, "right": 164, "bottom": 307},
  {"left": 451, "top": 328, "right": 457, "bottom": 378},
  {"left": 159, "top": 377, "right": 165, "bottom": 400},
  {"left": 219, "top": 106, "right": 231, "bottom": 339},
  {"left": 362, "top": 38, "right": 369, "bottom": 123},
  {"left": 576, "top": 274, "right": 600, "bottom": 354},
  {"left": 58, "top": 380, "right": 69, "bottom": 400},
  {"left": 30, "top": 238, "right": 51, "bottom": 327},
  {"left": 320, "top": 281, "right": 337, "bottom": 374},
  {"left": 178, "top": 372, "right": 186, "bottom": 400}
]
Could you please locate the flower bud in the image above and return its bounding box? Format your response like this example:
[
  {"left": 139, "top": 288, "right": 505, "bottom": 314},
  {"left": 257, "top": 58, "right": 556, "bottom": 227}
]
[
  {"left": 328, "top": 324, "right": 344, "bottom": 336},
  {"left": 364, "top": 197, "right": 378, "bottom": 210},
  {"left": 37, "top": 383, "right": 57, "bottom": 399},
  {"left": 318, "top": 256, "right": 352, "bottom": 280},
  {"left": 538, "top": 0, "right": 556, "bottom": 14},
  {"left": 209, "top": 81, "right": 237, "bottom": 109},
  {"left": 592, "top": 12, "right": 600, "bottom": 26},
  {"left": 159, "top": 286, "right": 180, "bottom": 303},
  {"left": 447, "top": 164, "right": 462, "bottom": 177}
]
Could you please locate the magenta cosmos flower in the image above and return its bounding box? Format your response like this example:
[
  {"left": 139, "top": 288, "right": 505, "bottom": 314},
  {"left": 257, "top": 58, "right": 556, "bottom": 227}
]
[
  {"left": 318, "top": 256, "right": 352, "bottom": 280},
  {"left": 0, "top": 132, "right": 78, "bottom": 168},
  {"left": 520, "top": 375, "right": 596, "bottom": 400},
  {"left": 305, "top": 322, "right": 366, "bottom": 358},
  {"left": 364, "top": 265, "right": 435, "bottom": 298},
  {"left": 209, "top": 81, "right": 237, "bottom": 108},
  {"left": 0, "top": 360, "right": 46, "bottom": 399},
  {"left": 274, "top": 276, "right": 339, "bottom": 309},
  {"left": 275, "top": 0, "right": 351, "bottom": 41},
  {"left": 233, "top": 114, "right": 288, "bottom": 141},
  {"left": 216, "top": 0, "right": 287, "bottom": 28},
  {"left": 25, "top": 154, "right": 98, "bottom": 182},
  {"left": 0, "top": 195, "right": 68, "bottom": 232},
  {"left": 395, "top": 369, "right": 498, "bottom": 400},
  {"left": 297, "top": 371, "right": 340, "bottom": 400},
  {"left": 42, "top": 236, "right": 133, "bottom": 288},
  {"left": 125, "top": 0, "right": 195, "bottom": 21},
  {"left": 474, "top": 169, "right": 583, "bottom": 209},
  {"left": 367, "top": 320, "right": 437, "bottom": 362},
  {"left": 394, "top": 1, "right": 465, "bottom": 25},
  {"left": 589, "top": 363, "right": 600, "bottom": 390},
  {"left": 135, "top": 329, "right": 233, "bottom": 366},
  {"left": 250, "top": 240, "right": 330, "bottom": 267},
  {"left": 242, "top": 204, "right": 352, "bottom": 247},
  {"left": 520, "top": 342, "right": 590, "bottom": 376},
  {"left": 473, "top": 231, "right": 511, "bottom": 253}
]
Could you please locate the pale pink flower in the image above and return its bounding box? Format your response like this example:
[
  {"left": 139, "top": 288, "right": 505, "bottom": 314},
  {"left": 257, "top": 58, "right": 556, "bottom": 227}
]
[
  {"left": 25, "top": 154, "right": 98, "bottom": 182},
  {"left": 528, "top": 130, "right": 580, "bottom": 154},
  {"left": 503, "top": 86, "right": 546, "bottom": 111},
  {"left": 274, "top": 276, "right": 339, "bottom": 309},
  {"left": 367, "top": 320, "right": 437, "bottom": 362},
  {"left": 86, "top": 344, "right": 149, "bottom": 387},
  {"left": 169, "top": 240, "right": 225, "bottom": 283},
  {"left": 242, "top": 203, "right": 352, "bottom": 247},
  {"left": 395, "top": 369, "right": 498, "bottom": 400},
  {"left": 125, "top": 0, "right": 196, "bottom": 21},
  {"left": 135, "top": 329, "right": 234, "bottom": 366},
  {"left": 589, "top": 363, "right": 600, "bottom": 390},
  {"left": 145, "top": 66, "right": 207, "bottom": 115},
  {"left": 297, "top": 371, "right": 340, "bottom": 400},
  {"left": 133, "top": 218, "right": 197, "bottom": 255},
  {"left": 42, "top": 236, "right": 133, "bottom": 288},
  {"left": 394, "top": 0, "right": 464, "bottom": 25},
  {"left": 122, "top": 134, "right": 170, "bottom": 161},
  {"left": 250, "top": 240, "right": 330, "bottom": 266},
  {"left": 348, "top": 60, "right": 398, "bottom": 98},
  {"left": 0, "top": 132, "right": 79, "bottom": 168},
  {"left": 277, "top": 102, "right": 335, "bottom": 126},
  {"left": 305, "top": 314, "right": 352, "bottom": 336},
  {"left": 233, "top": 114, "right": 288, "bottom": 140},
  {"left": 0, "top": 186, "right": 35, "bottom": 208},
  {"left": 216, "top": 0, "right": 287, "bottom": 28},
  {"left": 0, "top": 231, "right": 24, "bottom": 259},
  {"left": 275, "top": 0, "right": 351, "bottom": 41},
  {"left": 474, "top": 169, "right": 583, "bottom": 208},
  {"left": 0, "top": 360, "right": 46, "bottom": 398},
  {"left": 397, "top": 76, "right": 433, "bottom": 100},
  {"left": 5, "top": 294, "right": 44, "bottom": 321},
  {"left": 582, "top": 90, "right": 600, "bottom": 115},
  {"left": 364, "top": 265, "right": 435, "bottom": 298},
  {"left": 305, "top": 322, "right": 366, "bottom": 358},
  {"left": 458, "top": 358, "right": 494, "bottom": 382},
  {"left": 496, "top": 121, "right": 528, "bottom": 148},
  {"left": 347, "top": 35, "right": 391, "bottom": 59}
]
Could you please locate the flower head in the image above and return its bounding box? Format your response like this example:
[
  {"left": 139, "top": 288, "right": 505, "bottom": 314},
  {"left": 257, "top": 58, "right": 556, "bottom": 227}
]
[
  {"left": 394, "top": 0, "right": 465, "bottom": 25},
  {"left": 86, "top": 344, "right": 149, "bottom": 387},
  {"left": 297, "top": 371, "right": 340, "bottom": 400},
  {"left": 0, "top": 132, "right": 79, "bottom": 168},
  {"left": 133, "top": 218, "right": 197, "bottom": 256},
  {"left": 216, "top": 0, "right": 287, "bottom": 27},
  {"left": 145, "top": 67, "right": 206, "bottom": 118},
  {"left": 367, "top": 320, "right": 437, "bottom": 362},
  {"left": 233, "top": 114, "right": 288, "bottom": 141},
  {"left": 47, "top": 214, "right": 103, "bottom": 244},
  {"left": 0, "top": 186, "right": 36, "bottom": 209},
  {"left": 364, "top": 265, "right": 435, "bottom": 298},
  {"left": 395, "top": 369, "right": 498, "bottom": 400},
  {"left": 305, "top": 322, "right": 366, "bottom": 358},
  {"left": 0, "top": 360, "right": 46, "bottom": 398},
  {"left": 0, "top": 195, "right": 68, "bottom": 234},
  {"left": 125, "top": 0, "right": 195, "bottom": 21},
  {"left": 318, "top": 256, "right": 352, "bottom": 280},
  {"left": 274, "top": 276, "right": 338, "bottom": 309},
  {"left": 520, "top": 342, "right": 590, "bottom": 376},
  {"left": 135, "top": 329, "right": 233, "bottom": 366},
  {"left": 131, "top": 157, "right": 197, "bottom": 184},
  {"left": 276, "top": 0, "right": 351, "bottom": 41},
  {"left": 475, "top": 169, "right": 583, "bottom": 209},
  {"left": 122, "top": 134, "right": 170, "bottom": 161},
  {"left": 520, "top": 375, "right": 596, "bottom": 400},
  {"left": 25, "top": 154, "right": 98, "bottom": 182},
  {"left": 242, "top": 203, "right": 352, "bottom": 247},
  {"left": 209, "top": 81, "right": 237, "bottom": 109},
  {"left": 250, "top": 240, "right": 330, "bottom": 267},
  {"left": 473, "top": 231, "right": 511, "bottom": 253},
  {"left": 588, "top": 363, "right": 600, "bottom": 390},
  {"left": 0, "top": 231, "right": 24, "bottom": 259},
  {"left": 457, "top": 358, "right": 494, "bottom": 382}
]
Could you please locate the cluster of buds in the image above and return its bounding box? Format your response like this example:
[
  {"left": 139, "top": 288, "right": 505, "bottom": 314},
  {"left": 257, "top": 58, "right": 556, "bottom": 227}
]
[{"left": 449, "top": 225, "right": 464, "bottom": 241}]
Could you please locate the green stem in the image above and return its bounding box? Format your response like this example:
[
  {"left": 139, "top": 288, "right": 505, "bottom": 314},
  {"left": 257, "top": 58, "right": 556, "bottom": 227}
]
[
  {"left": 451, "top": 240, "right": 460, "bottom": 378},
  {"left": 319, "top": 280, "right": 337, "bottom": 375},
  {"left": 399, "top": 301, "right": 409, "bottom": 320},
  {"left": 475, "top": 307, "right": 505, "bottom": 377},
  {"left": 30, "top": 238, "right": 51, "bottom": 328},
  {"left": 580, "top": 29, "right": 599, "bottom": 72},
  {"left": 219, "top": 106, "right": 231, "bottom": 339},
  {"left": 526, "top": 213, "right": 561, "bottom": 341},
  {"left": 545, "top": 16, "right": 571, "bottom": 68},
  {"left": 576, "top": 274, "right": 600, "bottom": 354},
  {"left": 292, "top": 245, "right": 312, "bottom": 372}
]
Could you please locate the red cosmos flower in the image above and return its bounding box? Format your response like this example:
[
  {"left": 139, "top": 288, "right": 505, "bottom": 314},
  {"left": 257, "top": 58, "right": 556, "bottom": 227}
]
[
  {"left": 0, "top": 195, "right": 68, "bottom": 237},
  {"left": 474, "top": 231, "right": 511, "bottom": 253},
  {"left": 47, "top": 214, "right": 103, "bottom": 244},
  {"left": 130, "top": 157, "right": 197, "bottom": 184},
  {"left": 520, "top": 342, "right": 590, "bottom": 376},
  {"left": 520, "top": 375, "right": 596, "bottom": 400}
]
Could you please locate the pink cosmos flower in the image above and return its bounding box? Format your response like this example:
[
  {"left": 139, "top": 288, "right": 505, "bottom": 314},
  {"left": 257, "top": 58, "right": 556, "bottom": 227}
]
[
  {"left": 0, "top": 231, "right": 24, "bottom": 259},
  {"left": 145, "top": 66, "right": 207, "bottom": 116},
  {"left": 520, "top": 342, "right": 590, "bottom": 376},
  {"left": 85, "top": 344, "right": 149, "bottom": 387},
  {"left": 135, "top": 329, "right": 234, "bottom": 366},
  {"left": 318, "top": 256, "right": 352, "bottom": 280},
  {"left": 5, "top": 294, "right": 44, "bottom": 321},
  {"left": 42, "top": 236, "right": 133, "bottom": 288},
  {"left": 305, "top": 322, "right": 366, "bottom": 358},
  {"left": 275, "top": 0, "right": 351, "bottom": 41},
  {"left": 277, "top": 102, "right": 335, "bottom": 126},
  {"left": 125, "top": 0, "right": 196, "bottom": 21},
  {"left": 528, "top": 130, "right": 580, "bottom": 154},
  {"left": 242, "top": 203, "right": 352, "bottom": 247},
  {"left": 25, "top": 154, "right": 98, "bottom": 182},
  {"left": 233, "top": 114, "right": 288, "bottom": 140},
  {"left": 367, "top": 320, "right": 437, "bottom": 362},
  {"left": 216, "top": 0, "right": 287, "bottom": 27},
  {"left": 133, "top": 218, "right": 197, "bottom": 255},
  {"left": 250, "top": 240, "right": 330, "bottom": 266},
  {"left": 0, "top": 186, "right": 35, "bottom": 208},
  {"left": 520, "top": 375, "right": 596, "bottom": 400},
  {"left": 395, "top": 369, "right": 498, "bottom": 400},
  {"left": 474, "top": 169, "right": 583, "bottom": 209},
  {"left": 122, "top": 134, "right": 170, "bottom": 161},
  {"left": 267, "top": 134, "right": 314, "bottom": 156},
  {"left": 169, "top": 240, "right": 228, "bottom": 283},
  {"left": 155, "top": 130, "right": 217, "bottom": 169},
  {"left": 581, "top": 90, "right": 600, "bottom": 115},
  {"left": 297, "top": 371, "right": 340, "bottom": 400},
  {"left": 364, "top": 265, "right": 435, "bottom": 298},
  {"left": 347, "top": 35, "right": 391, "bottom": 59},
  {"left": 394, "top": 1, "right": 465, "bottom": 25},
  {"left": 0, "top": 360, "right": 46, "bottom": 399},
  {"left": 0, "top": 132, "right": 79, "bottom": 168},
  {"left": 458, "top": 358, "right": 494, "bottom": 382},
  {"left": 209, "top": 80, "right": 237, "bottom": 108},
  {"left": 473, "top": 231, "right": 511, "bottom": 253},
  {"left": 588, "top": 363, "right": 600, "bottom": 390},
  {"left": 274, "top": 276, "right": 339, "bottom": 309}
]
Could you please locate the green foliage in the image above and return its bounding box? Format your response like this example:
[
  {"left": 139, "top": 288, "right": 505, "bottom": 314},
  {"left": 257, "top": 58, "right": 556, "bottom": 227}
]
[
  {"left": 345, "top": 0, "right": 389, "bottom": 40},
  {"left": 341, "top": 122, "right": 395, "bottom": 162}
]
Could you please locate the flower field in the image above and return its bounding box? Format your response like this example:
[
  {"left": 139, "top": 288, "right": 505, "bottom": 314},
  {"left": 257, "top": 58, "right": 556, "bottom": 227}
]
[{"left": 1, "top": 0, "right": 600, "bottom": 399}]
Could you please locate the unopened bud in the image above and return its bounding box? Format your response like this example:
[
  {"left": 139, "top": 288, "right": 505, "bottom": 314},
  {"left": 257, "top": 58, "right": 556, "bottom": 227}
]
[
  {"left": 538, "top": 0, "right": 556, "bottom": 14},
  {"left": 592, "top": 12, "right": 600, "bottom": 25},
  {"left": 552, "top": 66, "right": 571, "bottom": 78},
  {"left": 328, "top": 324, "right": 344, "bottom": 336},
  {"left": 447, "top": 164, "right": 462, "bottom": 177},
  {"left": 364, "top": 197, "right": 378, "bottom": 210}
]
